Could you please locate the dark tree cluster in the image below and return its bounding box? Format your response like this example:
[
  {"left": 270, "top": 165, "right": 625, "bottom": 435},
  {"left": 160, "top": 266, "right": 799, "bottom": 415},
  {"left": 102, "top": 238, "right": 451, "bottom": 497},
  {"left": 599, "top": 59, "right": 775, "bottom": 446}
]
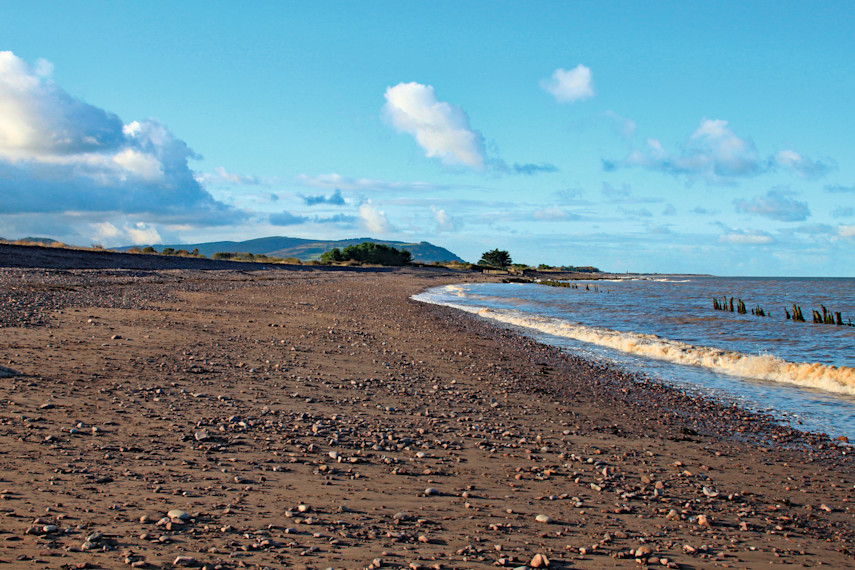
[{"left": 320, "top": 242, "right": 412, "bottom": 266}]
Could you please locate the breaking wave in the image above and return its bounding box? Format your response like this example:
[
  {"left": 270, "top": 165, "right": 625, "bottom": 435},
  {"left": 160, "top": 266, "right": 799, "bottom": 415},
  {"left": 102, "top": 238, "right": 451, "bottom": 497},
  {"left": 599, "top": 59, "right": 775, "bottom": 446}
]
[{"left": 415, "top": 293, "right": 855, "bottom": 396}]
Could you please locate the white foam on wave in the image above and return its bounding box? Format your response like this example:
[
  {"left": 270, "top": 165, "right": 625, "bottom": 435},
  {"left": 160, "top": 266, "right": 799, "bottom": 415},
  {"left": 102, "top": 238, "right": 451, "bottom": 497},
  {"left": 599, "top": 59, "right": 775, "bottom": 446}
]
[{"left": 413, "top": 290, "right": 855, "bottom": 396}]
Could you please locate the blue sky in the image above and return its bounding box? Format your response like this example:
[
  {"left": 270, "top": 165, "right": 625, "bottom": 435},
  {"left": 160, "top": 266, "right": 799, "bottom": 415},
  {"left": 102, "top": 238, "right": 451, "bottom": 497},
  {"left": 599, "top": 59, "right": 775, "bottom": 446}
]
[{"left": 1, "top": 1, "right": 853, "bottom": 275}]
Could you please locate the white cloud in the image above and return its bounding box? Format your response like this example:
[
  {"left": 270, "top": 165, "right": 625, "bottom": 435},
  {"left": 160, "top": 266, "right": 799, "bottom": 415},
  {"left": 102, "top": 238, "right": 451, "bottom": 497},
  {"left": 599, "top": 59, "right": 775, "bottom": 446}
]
[
  {"left": 91, "top": 221, "right": 121, "bottom": 242},
  {"left": 383, "top": 82, "right": 485, "bottom": 169},
  {"left": 432, "top": 206, "right": 458, "bottom": 232},
  {"left": 0, "top": 51, "right": 240, "bottom": 225},
  {"left": 359, "top": 201, "right": 393, "bottom": 233},
  {"left": 775, "top": 150, "right": 834, "bottom": 179},
  {"left": 613, "top": 119, "right": 764, "bottom": 181},
  {"left": 90, "top": 220, "right": 162, "bottom": 246},
  {"left": 540, "top": 65, "right": 594, "bottom": 103},
  {"left": 838, "top": 225, "right": 855, "bottom": 239},
  {"left": 734, "top": 187, "right": 810, "bottom": 222},
  {"left": 125, "top": 221, "right": 162, "bottom": 244}
]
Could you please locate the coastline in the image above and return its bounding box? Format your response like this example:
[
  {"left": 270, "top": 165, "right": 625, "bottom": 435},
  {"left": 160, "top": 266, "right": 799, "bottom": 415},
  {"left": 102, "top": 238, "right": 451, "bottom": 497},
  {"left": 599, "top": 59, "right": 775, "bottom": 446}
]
[{"left": 0, "top": 255, "right": 853, "bottom": 568}]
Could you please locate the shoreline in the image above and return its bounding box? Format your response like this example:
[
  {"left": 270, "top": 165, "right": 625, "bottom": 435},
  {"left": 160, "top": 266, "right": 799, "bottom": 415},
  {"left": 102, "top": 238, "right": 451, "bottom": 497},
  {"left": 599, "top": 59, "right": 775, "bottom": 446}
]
[{"left": 0, "top": 259, "right": 853, "bottom": 568}]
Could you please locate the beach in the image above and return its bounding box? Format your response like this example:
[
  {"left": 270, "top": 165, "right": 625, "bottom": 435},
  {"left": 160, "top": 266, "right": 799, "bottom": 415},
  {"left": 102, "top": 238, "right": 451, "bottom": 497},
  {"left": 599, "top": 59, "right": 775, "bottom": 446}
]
[{"left": 1, "top": 246, "right": 854, "bottom": 569}]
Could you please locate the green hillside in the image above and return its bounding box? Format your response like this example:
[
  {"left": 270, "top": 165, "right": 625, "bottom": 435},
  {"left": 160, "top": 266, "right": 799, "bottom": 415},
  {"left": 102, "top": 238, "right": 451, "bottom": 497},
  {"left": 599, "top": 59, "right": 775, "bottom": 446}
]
[{"left": 119, "top": 236, "right": 464, "bottom": 263}]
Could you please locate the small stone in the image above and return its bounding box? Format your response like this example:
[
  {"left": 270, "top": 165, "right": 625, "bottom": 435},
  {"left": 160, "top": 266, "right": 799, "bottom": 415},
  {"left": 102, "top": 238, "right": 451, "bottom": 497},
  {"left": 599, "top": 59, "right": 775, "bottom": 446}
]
[
  {"left": 635, "top": 545, "right": 653, "bottom": 558},
  {"left": 167, "top": 509, "right": 190, "bottom": 522},
  {"left": 696, "top": 514, "right": 710, "bottom": 527},
  {"left": 172, "top": 556, "right": 199, "bottom": 567},
  {"left": 534, "top": 514, "right": 553, "bottom": 523},
  {"left": 424, "top": 487, "right": 441, "bottom": 496},
  {"left": 530, "top": 553, "right": 550, "bottom": 567}
]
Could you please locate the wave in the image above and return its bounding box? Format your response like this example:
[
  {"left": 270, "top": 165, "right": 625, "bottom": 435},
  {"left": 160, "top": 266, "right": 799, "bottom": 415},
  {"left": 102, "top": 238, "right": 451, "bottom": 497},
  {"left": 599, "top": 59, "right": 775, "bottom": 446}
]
[{"left": 414, "top": 290, "right": 855, "bottom": 396}]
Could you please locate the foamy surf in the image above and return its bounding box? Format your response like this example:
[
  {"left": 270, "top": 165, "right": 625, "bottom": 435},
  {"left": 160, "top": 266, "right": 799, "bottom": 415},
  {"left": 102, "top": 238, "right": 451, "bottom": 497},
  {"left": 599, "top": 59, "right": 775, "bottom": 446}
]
[{"left": 415, "top": 292, "right": 855, "bottom": 396}]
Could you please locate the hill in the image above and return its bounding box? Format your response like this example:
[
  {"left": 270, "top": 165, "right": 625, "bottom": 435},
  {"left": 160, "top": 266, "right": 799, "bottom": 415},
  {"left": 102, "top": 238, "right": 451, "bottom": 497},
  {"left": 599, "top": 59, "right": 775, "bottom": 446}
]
[{"left": 119, "top": 236, "right": 465, "bottom": 263}]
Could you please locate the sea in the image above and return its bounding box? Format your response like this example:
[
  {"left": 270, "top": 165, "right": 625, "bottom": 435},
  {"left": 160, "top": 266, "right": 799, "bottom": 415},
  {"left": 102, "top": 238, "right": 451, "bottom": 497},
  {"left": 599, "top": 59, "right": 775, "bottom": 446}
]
[{"left": 413, "top": 276, "right": 855, "bottom": 440}]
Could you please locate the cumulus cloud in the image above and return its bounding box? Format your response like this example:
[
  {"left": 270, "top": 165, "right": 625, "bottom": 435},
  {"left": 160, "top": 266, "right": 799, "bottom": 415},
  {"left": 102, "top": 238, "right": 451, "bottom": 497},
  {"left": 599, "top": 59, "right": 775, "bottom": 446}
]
[
  {"left": 91, "top": 221, "right": 162, "bottom": 245},
  {"left": 618, "top": 119, "right": 765, "bottom": 181},
  {"left": 838, "top": 225, "right": 855, "bottom": 239},
  {"left": 733, "top": 187, "right": 810, "bottom": 222},
  {"left": 383, "top": 82, "right": 485, "bottom": 169},
  {"left": 609, "top": 119, "right": 834, "bottom": 184},
  {"left": 662, "top": 204, "right": 677, "bottom": 216},
  {"left": 358, "top": 201, "right": 393, "bottom": 233},
  {"left": 540, "top": 65, "right": 594, "bottom": 103},
  {"left": 432, "top": 206, "right": 458, "bottom": 232},
  {"left": 300, "top": 188, "right": 346, "bottom": 206},
  {"left": 774, "top": 150, "right": 835, "bottom": 179},
  {"left": 0, "top": 51, "right": 240, "bottom": 225}
]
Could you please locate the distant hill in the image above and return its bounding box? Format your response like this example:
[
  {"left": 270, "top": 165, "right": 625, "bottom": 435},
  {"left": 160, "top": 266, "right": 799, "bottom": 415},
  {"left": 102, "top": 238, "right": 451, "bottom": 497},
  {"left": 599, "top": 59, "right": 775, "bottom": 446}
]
[{"left": 118, "top": 236, "right": 465, "bottom": 264}]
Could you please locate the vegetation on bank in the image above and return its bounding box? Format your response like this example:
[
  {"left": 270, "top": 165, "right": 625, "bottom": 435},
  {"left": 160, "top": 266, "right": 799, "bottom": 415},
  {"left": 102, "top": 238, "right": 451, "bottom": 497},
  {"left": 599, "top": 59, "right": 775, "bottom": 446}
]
[
  {"left": 320, "top": 242, "right": 412, "bottom": 266},
  {"left": 0, "top": 238, "right": 600, "bottom": 273}
]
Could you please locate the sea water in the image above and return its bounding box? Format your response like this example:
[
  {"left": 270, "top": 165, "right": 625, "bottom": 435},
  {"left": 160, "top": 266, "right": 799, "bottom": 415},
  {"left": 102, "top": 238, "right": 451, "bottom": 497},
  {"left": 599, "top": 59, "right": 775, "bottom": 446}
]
[{"left": 413, "top": 277, "right": 855, "bottom": 440}]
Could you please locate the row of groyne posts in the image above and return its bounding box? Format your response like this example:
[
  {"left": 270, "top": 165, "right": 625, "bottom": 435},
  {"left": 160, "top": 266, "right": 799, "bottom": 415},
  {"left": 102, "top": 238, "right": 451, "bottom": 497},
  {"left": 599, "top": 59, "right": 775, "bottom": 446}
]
[
  {"left": 534, "top": 279, "right": 604, "bottom": 292},
  {"left": 713, "top": 296, "right": 853, "bottom": 326}
]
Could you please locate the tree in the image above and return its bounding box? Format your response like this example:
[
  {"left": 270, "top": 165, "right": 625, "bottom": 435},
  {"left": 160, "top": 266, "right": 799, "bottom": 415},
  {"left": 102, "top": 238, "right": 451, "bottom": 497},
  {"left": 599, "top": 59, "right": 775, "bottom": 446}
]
[
  {"left": 321, "top": 242, "right": 412, "bottom": 266},
  {"left": 320, "top": 248, "right": 345, "bottom": 263},
  {"left": 479, "top": 249, "right": 512, "bottom": 268}
]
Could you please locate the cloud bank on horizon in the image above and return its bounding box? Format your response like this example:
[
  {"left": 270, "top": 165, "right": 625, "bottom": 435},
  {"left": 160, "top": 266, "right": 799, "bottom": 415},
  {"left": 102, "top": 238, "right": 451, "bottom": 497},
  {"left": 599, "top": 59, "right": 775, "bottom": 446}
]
[{"left": 0, "top": 2, "right": 853, "bottom": 276}]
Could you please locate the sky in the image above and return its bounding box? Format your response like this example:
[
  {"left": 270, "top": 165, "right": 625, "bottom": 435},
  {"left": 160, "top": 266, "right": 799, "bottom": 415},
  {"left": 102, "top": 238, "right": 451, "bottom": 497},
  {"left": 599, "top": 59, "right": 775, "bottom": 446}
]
[{"left": 0, "top": 1, "right": 853, "bottom": 276}]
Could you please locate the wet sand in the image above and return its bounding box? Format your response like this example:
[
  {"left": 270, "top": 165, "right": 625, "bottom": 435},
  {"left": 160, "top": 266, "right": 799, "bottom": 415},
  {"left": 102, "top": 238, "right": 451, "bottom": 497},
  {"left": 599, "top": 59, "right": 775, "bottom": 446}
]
[{"left": 1, "top": 246, "right": 853, "bottom": 569}]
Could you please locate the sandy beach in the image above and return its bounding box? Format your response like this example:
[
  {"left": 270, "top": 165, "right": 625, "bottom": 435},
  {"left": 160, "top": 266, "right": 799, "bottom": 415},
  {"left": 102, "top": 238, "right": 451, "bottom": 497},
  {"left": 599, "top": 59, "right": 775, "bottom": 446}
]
[{"left": 1, "top": 244, "right": 853, "bottom": 569}]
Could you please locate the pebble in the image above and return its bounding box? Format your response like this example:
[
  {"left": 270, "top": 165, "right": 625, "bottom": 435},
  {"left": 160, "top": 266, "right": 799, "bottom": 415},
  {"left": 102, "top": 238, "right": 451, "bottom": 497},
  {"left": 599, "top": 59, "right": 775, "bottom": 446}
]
[
  {"left": 534, "top": 514, "right": 552, "bottom": 523},
  {"left": 424, "top": 487, "right": 441, "bottom": 496},
  {"left": 167, "top": 509, "right": 191, "bottom": 522},
  {"left": 530, "top": 552, "right": 550, "bottom": 567}
]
